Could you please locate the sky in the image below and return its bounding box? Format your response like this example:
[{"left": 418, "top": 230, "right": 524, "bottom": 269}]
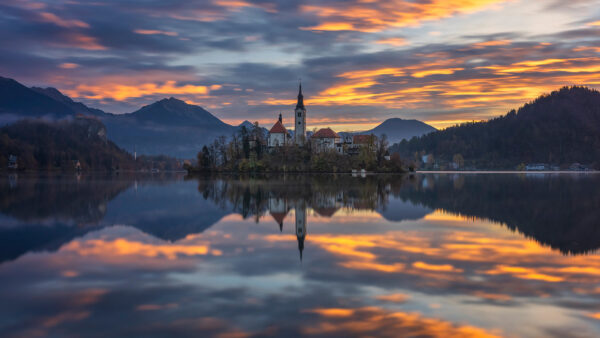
[{"left": 1, "top": 0, "right": 600, "bottom": 131}]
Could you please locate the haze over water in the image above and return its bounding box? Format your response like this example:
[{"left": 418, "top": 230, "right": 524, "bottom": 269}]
[{"left": 1, "top": 173, "right": 600, "bottom": 337}]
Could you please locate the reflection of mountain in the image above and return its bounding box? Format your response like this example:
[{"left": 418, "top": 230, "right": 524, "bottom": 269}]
[
  {"left": 104, "top": 181, "right": 229, "bottom": 241},
  {"left": 376, "top": 198, "right": 432, "bottom": 222},
  {"left": 0, "top": 175, "right": 131, "bottom": 263},
  {"left": 0, "top": 175, "right": 229, "bottom": 263},
  {"left": 399, "top": 174, "right": 600, "bottom": 254}
]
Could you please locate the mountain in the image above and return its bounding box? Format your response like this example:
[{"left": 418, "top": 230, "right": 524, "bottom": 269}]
[
  {"left": 0, "top": 76, "right": 79, "bottom": 122},
  {"left": 102, "top": 98, "right": 237, "bottom": 157},
  {"left": 239, "top": 120, "right": 255, "bottom": 129},
  {"left": 390, "top": 86, "right": 600, "bottom": 169},
  {"left": 30, "top": 86, "right": 108, "bottom": 117},
  {"left": 360, "top": 118, "right": 436, "bottom": 144},
  {"left": 0, "top": 76, "right": 250, "bottom": 158},
  {"left": 130, "top": 97, "right": 230, "bottom": 128}
]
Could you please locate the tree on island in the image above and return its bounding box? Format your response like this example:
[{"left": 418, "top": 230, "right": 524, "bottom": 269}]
[{"left": 188, "top": 124, "right": 404, "bottom": 173}]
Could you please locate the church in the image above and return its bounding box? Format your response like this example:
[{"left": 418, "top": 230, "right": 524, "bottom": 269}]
[
  {"left": 268, "top": 83, "right": 306, "bottom": 147},
  {"left": 268, "top": 83, "right": 347, "bottom": 153}
]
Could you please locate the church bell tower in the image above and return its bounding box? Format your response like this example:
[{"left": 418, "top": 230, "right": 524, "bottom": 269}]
[{"left": 294, "top": 83, "right": 306, "bottom": 145}]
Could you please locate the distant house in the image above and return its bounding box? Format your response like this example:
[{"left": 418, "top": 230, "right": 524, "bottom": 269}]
[
  {"left": 8, "top": 155, "right": 19, "bottom": 169},
  {"left": 311, "top": 128, "right": 341, "bottom": 153},
  {"left": 268, "top": 113, "right": 290, "bottom": 147},
  {"left": 569, "top": 163, "right": 586, "bottom": 171},
  {"left": 346, "top": 134, "right": 377, "bottom": 155},
  {"left": 421, "top": 154, "right": 433, "bottom": 165},
  {"left": 526, "top": 163, "right": 547, "bottom": 171},
  {"left": 8, "top": 155, "right": 18, "bottom": 169}
]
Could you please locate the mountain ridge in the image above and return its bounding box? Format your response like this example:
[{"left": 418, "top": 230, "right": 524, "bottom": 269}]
[{"left": 0, "top": 75, "right": 439, "bottom": 158}]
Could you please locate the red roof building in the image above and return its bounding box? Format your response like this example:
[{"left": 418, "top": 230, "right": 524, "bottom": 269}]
[
  {"left": 269, "top": 120, "right": 287, "bottom": 134},
  {"left": 312, "top": 128, "right": 340, "bottom": 139}
]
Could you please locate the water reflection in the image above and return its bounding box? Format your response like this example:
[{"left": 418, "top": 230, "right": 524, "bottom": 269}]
[{"left": 1, "top": 173, "right": 600, "bottom": 337}]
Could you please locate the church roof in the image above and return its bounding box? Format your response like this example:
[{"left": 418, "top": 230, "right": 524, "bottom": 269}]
[
  {"left": 270, "top": 211, "right": 288, "bottom": 225},
  {"left": 296, "top": 83, "right": 305, "bottom": 110},
  {"left": 313, "top": 207, "right": 339, "bottom": 217},
  {"left": 269, "top": 120, "right": 287, "bottom": 134},
  {"left": 312, "top": 128, "right": 340, "bottom": 139}
]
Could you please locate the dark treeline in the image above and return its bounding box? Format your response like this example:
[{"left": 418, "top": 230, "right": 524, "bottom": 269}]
[
  {"left": 0, "top": 119, "right": 181, "bottom": 171},
  {"left": 390, "top": 86, "right": 600, "bottom": 169},
  {"left": 188, "top": 123, "right": 406, "bottom": 173}
]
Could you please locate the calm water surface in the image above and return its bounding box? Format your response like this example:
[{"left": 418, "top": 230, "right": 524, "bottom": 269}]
[{"left": 1, "top": 173, "right": 600, "bottom": 337}]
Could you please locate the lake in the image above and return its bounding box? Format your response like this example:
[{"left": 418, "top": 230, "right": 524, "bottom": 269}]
[{"left": 1, "top": 173, "right": 600, "bottom": 337}]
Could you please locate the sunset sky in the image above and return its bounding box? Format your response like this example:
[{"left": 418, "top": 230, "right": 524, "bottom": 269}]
[{"left": 1, "top": 0, "right": 600, "bottom": 130}]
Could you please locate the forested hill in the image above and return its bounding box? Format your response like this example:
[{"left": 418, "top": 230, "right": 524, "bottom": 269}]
[
  {"left": 0, "top": 117, "right": 135, "bottom": 171},
  {"left": 390, "top": 86, "right": 600, "bottom": 169}
]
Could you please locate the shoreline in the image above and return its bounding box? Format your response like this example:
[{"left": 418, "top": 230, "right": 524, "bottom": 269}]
[{"left": 416, "top": 170, "right": 600, "bottom": 174}]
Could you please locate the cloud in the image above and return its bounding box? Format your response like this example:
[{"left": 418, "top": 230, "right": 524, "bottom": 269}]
[
  {"left": 134, "top": 29, "right": 179, "bottom": 36},
  {"left": 299, "top": 0, "right": 511, "bottom": 32}
]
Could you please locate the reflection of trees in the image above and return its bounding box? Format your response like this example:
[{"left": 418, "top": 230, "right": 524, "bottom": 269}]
[
  {"left": 0, "top": 174, "right": 132, "bottom": 225},
  {"left": 399, "top": 174, "right": 600, "bottom": 255},
  {"left": 194, "top": 174, "right": 412, "bottom": 220}
]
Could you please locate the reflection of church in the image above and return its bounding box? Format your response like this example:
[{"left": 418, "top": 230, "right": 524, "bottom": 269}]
[{"left": 268, "top": 194, "right": 341, "bottom": 261}]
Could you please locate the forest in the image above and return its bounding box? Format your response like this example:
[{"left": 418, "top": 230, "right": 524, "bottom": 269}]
[
  {"left": 390, "top": 86, "right": 600, "bottom": 170},
  {"left": 0, "top": 118, "right": 181, "bottom": 172}
]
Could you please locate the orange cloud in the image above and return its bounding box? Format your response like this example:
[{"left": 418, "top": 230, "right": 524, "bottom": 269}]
[
  {"left": 472, "top": 40, "right": 512, "bottom": 48},
  {"left": 59, "top": 63, "right": 79, "bottom": 69},
  {"left": 65, "top": 80, "right": 222, "bottom": 101},
  {"left": 300, "top": 0, "right": 510, "bottom": 32},
  {"left": 412, "top": 67, "right": 464, "bottom": 78},
  {"left": 375, "top": 293, "right": 410, "bottom": 303},
  {"left": 301, "top": 22, "right": 361, "bottom": 32},
  {"left": 376, "top": 37, "right": 409, "bottom": 47},
  {"left": 50, "top": 33, "right": 107, "bottom": 50},
  {"left": 39, "top": 12, "right": 89, "bottom": 28},
  {"left": 134, "top": 29, "right": 179, "bottom": 36},
  {"left": 413, "top": 261, "right": 463, "bottom": 272}
]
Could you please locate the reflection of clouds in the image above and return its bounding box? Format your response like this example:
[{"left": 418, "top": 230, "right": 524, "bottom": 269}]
[
  {"left": 304, "top": 306, "right": 500, "bottom": 337},
  {"left": 2, "top": 211, "right": 600, "bottom": 336},
  {"left": 3, "top": 175, "right": 600, "bottom": 336},
  {"left": 63, "top": 237, "right": 219, "bottom": 260},
  {"left": 262, "top": 211, "right": 600, "bottom": 306}
]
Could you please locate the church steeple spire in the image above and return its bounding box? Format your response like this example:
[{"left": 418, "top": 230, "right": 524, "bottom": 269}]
[{"left": 296, "top": 82, "right": 304, "bottom": 109}]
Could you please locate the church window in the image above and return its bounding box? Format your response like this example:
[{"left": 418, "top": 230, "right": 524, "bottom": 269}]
[
  {"left": 298, "top": 112, "right": 301, "bottom": 117},
  {"left": 298, "top": 121, "right": 301, "bottom": 125}
]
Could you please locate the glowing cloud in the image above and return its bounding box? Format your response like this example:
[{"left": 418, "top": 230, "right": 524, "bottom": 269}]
[
  {"left": 134, "top": 29, "right": 179, "bottom": 36},
  {"left": 300, "top": 0, "right": 510, "bottom": 32},
  {"left": 38, "top": 12, "right": 89, "bottom": 28},
  {"left": 65, "top": 81, "right": 222, "bottom": 101}
]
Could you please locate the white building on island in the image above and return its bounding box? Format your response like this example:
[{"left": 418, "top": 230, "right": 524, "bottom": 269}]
[
  {"left": 310, "top": 128, "right": 341, "bottom": 153},
  {"left": 268, "top": 113, "right": 290, "bottom": 147}
]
